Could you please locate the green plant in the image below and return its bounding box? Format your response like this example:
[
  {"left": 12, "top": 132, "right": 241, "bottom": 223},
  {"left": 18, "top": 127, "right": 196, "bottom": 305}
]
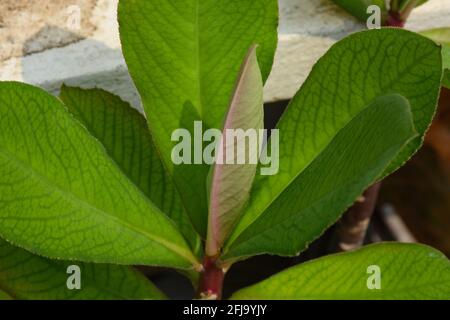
[
  {"left": 0, "top": 0, "right": 449, "bottom": 300},
  {"left": 332, "top": 1, "right": 450, "bottom": 254}
]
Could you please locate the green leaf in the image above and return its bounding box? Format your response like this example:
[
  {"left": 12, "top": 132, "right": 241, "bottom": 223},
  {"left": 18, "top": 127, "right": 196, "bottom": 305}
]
[
  {"left": 230, "top": 243, "right": 450, "bottom": 300},
  {"left": 59, "top": 86, "right": 201, "bottom": 255},
  {"left": 223, "top": 94, "right": 417, "bottom": 260},
  {"left": 206, "top": 46, "right": 264, "bottom": 256},
  {"left": 419, "top": 28, "right": 450, "bottom": 89},
  {"left": 0, "top": 289, "right": 12, "bottom": 300},
  {"left": 0, "top": 239, "right": 165, "bottom": 300},
  {"left": 437, "top": 44, "right": 449, "bottom": 89},
  {"left": 0, "top": 81, "right": 199, "bottom": 270},
  {"left": 420, "top": 28, "right": 450, "bottom": 45},
  {"left": 332, "top": 0, "right": 388, "bottom": 23},
  {"left": 118, "top": 0, "right": 278, "bottom": 236},
  {"left": 224, "top": 28, "right": 442, "bottom": 261}
]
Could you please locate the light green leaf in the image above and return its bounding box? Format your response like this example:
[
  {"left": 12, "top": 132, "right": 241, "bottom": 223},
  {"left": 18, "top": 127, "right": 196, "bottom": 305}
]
[
  {"left": 420, "top": 28, "right": 450, "bottom": 89},
  {"left": 224, "top": 29, "right": 442, "bottom": 261},
  {"left": 420, "top": 28, "right": 450, "bottom": 45},
  {"left": 223, "top": 94, "right": 417, "bottom": 260},
  {"left": 206, "top": 46, "right": 264, "bottom": 256},
  {"left": 0, "top": 82, "right": 199, "bottom": 270},
  {"left": 59, "top": 86, "right": 201, "bottom": 255},
  {"left": 230, "top": 243, "right": 450, "bottom": 300},
  {"left": 332, "top": 0, "right": 388, "bottom": 23},
  {"left": 0, "top": 239, "right": 165, "bottom": 300},
  {"left": 118, "top": 0, "right": 278, "bottom": 236}
]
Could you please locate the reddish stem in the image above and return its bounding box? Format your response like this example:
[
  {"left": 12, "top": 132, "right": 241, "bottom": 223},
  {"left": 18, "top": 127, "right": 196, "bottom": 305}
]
[
  {"left": 386, "top": 11, "right": 405, "bottom": 28},
  {"left": 197, "top": 256, "right": 224, "bottom": 300},
  {"left": 386, "top": 1, "right": 417, "bottom": 28}
]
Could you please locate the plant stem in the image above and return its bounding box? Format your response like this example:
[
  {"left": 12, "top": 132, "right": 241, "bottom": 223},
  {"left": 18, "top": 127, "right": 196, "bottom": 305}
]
[
  {"left": 386, "top": 0, "right": 417, "bottom": 27},
  {"left": 386, "top": 11, "right": 406, "bottom": 27},
  {"left": 197, "top": 256, "right": 224, "bottom": 300},
  {"left": 335, "top": 182, "right": 381, "bottom": 252}
]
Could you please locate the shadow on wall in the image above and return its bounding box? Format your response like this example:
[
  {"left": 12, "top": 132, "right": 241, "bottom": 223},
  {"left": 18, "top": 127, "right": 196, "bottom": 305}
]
[
  {"left": 20, "top": 24, "right": 142, "bottom": 111},
  {"left": 23, "top": 24, "right": 86, "bottom": 56}
]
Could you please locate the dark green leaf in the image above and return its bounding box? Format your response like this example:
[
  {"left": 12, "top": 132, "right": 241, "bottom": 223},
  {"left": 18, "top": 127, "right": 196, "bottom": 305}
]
[
  {"left": 223, "top": 94, "right": 417, "bottom": 260},
  {"left": 224, "top": 29, "right": 442, "bottom": 261}
]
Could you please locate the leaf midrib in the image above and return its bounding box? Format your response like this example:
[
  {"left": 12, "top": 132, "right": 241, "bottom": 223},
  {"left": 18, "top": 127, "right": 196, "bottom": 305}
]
[{"left": 0, "top": 145, "right": 197, "bottom": 267}]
